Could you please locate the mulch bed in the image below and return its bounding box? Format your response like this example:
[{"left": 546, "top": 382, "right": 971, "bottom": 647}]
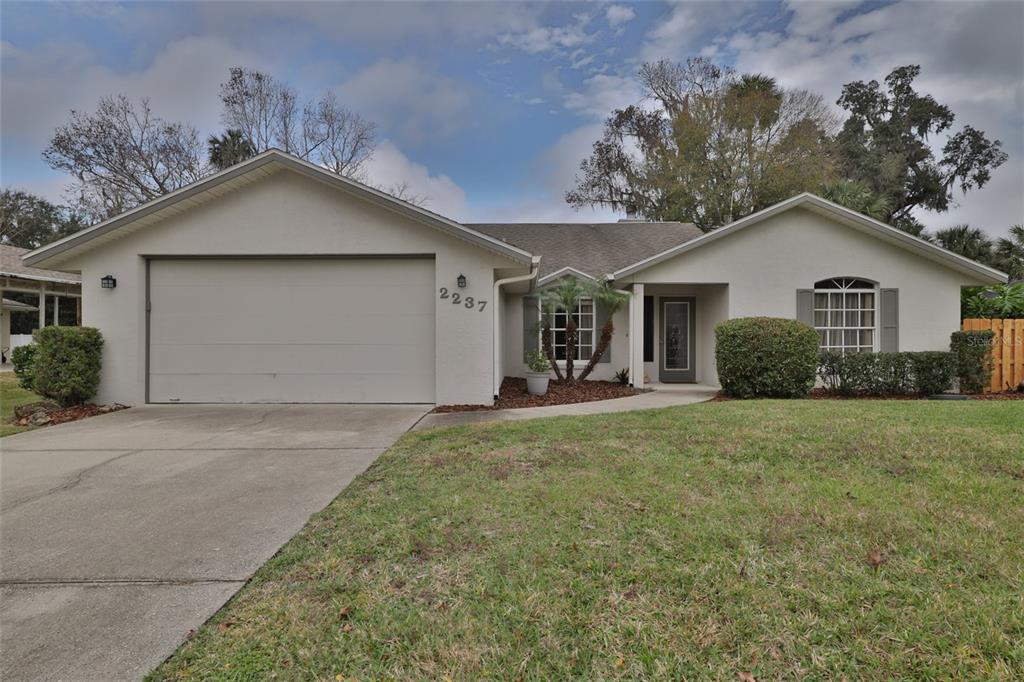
[
  {"left": 433, "top": 376, "right": 642, "bottom": 413},
  {"left": 712, "top": 388, "right": 1024, "bottom": 401},
  {"left": 12, "top": 401, "right": 129, "bottom": 428}
]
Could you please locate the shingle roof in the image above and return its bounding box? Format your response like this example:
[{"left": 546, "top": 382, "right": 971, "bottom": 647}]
[
  {"left": 467, "top": 221, "right": 704, "bottom": 280},
  {"left": 1, "top": 244, "right": 81, "bottom": 284}
]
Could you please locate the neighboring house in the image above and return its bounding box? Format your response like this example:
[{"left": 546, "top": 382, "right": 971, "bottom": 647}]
[
  {"left": 1, "top": 244, "right": 82, "bottom": 364},
  {"left": 22, "top": 150, "right": 1006, "bottom": 405}
]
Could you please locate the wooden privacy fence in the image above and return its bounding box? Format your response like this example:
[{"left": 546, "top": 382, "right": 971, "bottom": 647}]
[{"left": 962, "top": 318, "right": 1024, "bottom": 393}]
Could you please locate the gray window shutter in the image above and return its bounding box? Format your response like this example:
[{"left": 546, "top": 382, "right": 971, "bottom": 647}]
[
  {"left": 880, "top": 288, "right": 899, "bottom": 352},
  {"left": 595, "top": 299, "right": 611, "bottom": 363},
  {"left": 796, "top": 289, "right": 814, "bottom": 326},
  {"left": 523, "top": 296, "right": 539, "bottom": 362}
]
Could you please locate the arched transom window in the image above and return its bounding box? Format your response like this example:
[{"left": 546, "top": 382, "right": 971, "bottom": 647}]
[{"left": 813, "top": 278, "right": 877, "bottom": 354}]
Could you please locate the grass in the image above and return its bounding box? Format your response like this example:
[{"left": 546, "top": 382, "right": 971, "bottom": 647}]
[
  {"left": 0, "top": 372, "right": 41, "bottom": 437},
  {"left": 150, "top": 401, "right": 1023, "bottom": 681}
]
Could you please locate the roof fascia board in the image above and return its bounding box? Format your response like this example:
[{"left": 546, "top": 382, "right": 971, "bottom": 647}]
[{"left": 613, "top": 193, "right": 1007, "bottom": 283}]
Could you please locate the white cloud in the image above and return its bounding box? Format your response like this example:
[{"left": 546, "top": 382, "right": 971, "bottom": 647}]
[
  {"left": 362, "top": 140, "right": 468, "bottom": 220},
  {"left": 605, "top": 5, "right": 636, "bottom": 29},
  {"left": 497, "top": 12, "right": 594, "bottom": 55},
  {"left": 337, "top": 58, "right": 472, "bottom": 145},
  {"left": 563, "top": 74, "right": 644, "bottom": 120}
]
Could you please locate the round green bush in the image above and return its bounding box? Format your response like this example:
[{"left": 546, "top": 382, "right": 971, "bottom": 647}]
[
  {"left": 32, "top": 326, "right": 104, "bottom": 406},
  {"left": 715, "top": 317, "right": 820, "bottom": 398}
]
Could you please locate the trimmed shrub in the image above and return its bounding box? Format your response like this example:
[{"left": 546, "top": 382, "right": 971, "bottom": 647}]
[
  {"left": 908, "top": 351, "right": 956, "bottom": 397},
  {"left": 715, "top": 317, "right": 820, "bottom": 398},
  {"left": 11, "top": 344, "right": 38, "bottom": 391},
  {"left": 32, "top": 326, "right": 104, "bottom": 407},
  {"left": 816, "top": 350, "right": 955, "bottom": 396},
  {"left": 950, "top": 330, "right": 994, "bottom": 394}
]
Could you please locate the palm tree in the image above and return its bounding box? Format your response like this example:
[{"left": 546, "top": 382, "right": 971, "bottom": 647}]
[
  {"left": 821, "top": 180, "right": 891, "bottom": 222},
  {"left": 541, "top": 278, "right": 588, "bottom": 383},
  {"left": 994, "top": 224, "right": 1024, "bottom": 280},
  {"left": 933, "top": 224, "right": 995, "bottom": 264},
  {"left": 208, "top": 130, "right": 256, "bottom": 170},
  {"left": 577, "top": 281, "right": 629, "bottom": 382}
]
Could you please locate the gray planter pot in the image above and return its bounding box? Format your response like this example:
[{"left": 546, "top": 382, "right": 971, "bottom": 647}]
[{"left": 525, "top": 371, "right": 550, "bottom": 395}]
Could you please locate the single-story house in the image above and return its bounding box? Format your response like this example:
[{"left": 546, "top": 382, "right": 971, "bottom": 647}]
[
  {"left": 1, "top": 244, "right": 82, "bottom": 364},
  {"left": 21, "top": 149, "right": 1007, "bottom": 405}
]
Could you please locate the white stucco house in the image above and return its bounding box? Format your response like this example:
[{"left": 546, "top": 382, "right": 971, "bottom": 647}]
[{"left": 22, "top": 149, "right": 1006, "bottom": 406}]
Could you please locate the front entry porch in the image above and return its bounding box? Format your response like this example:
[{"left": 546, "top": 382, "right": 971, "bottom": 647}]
[{"left": 626, "top": 283, "right": 729, "bottom": 390}]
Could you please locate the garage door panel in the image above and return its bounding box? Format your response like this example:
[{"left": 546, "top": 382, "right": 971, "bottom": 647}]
[
  {"left": 149, "top": 370, "right": 435, "bottom": 404},
  {"left": 150, "top": 283, "right": 434, "bottom": 318},
  {"left": 148, "top": 258, "right": 436, "bottom": 403},
  {"left": 150, "top": 312, "right": 436, "bottom": 346},
  {"left": 150, "top": 341, "right": 435, "bottom": 375}
]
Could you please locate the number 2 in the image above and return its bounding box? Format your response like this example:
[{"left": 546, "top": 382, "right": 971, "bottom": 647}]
[
  {"left": 451, "top": 293, "right": 461, "bottom": 304},
  {"left": 439, "top": 287, "right": 449, "bottom": 299}
]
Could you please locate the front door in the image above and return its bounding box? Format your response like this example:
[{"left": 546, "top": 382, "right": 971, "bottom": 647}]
[{"left": 659, "top": 297, "right": 696, "bottom": 382}]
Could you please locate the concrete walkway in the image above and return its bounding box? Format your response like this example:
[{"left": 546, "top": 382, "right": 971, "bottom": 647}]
[{"left": 413, "top": 383, "right": 718, "bottom": 430}]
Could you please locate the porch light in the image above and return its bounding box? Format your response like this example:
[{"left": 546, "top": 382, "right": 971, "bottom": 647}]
[
  {"left": 457, "top": 273, "right": 467, "bottom": 288},
  {"left": 101, "top": 275, "right": 117, "bottom": 289}
]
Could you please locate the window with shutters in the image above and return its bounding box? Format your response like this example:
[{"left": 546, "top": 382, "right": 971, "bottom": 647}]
[
  {"left": 813, "top": 278, "right": 877, "bottom": 354},
  {"left": 537, "top": 298, "right": 594, "bottom": 361}
]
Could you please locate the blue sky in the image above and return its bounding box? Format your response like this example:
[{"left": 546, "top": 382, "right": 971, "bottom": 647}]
[{"left": 2, "top": 1, "right": 1021, "bottom": 236}]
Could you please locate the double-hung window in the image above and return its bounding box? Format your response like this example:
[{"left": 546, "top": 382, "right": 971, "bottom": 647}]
[
  {"left": 813, "top": 278, "right": 877, "bottom": 354},
  {"left": 539, "top": 298, "right": 595, "bottom": 361}
]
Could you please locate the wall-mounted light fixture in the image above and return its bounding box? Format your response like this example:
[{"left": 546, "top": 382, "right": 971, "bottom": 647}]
[
  {"left": 457, "top": 273, "right": 467, "bottom": 288},
  {"left": 101, "top": 275, "right": 117, "bottom": 289}
]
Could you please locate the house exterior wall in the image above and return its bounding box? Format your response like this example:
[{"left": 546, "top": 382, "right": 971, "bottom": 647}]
[
  {"left": 619, "top": 207, "right": 986, "bottom": 378},
  {"left": 64, "top": 169, "right": 523, "bottom": 406}
]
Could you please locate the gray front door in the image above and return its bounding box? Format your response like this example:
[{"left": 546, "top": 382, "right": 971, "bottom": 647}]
[{"left": 659, "top": 297, "right": 696, "bottom": 382}]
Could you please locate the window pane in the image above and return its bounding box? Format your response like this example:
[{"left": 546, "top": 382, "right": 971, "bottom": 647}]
[
  {"left": 578, "top": 314, "right": 593, "bottom": 329},
  {"left": 845, "top": 330, "right": 859, "bottom": 346},
  {"left": 862, "top": 292, "right": 874, "bottom": 308},
  {"left": 555, "top": 346, "right": 566, "bottom": 360},
  {"left": 818, "top": 330, "right": 828, "bottom": 346},
  {"left": 830, "top": 311, "right": 843, "bottom": 326},
  {"left": 577, "top": 345, "right": 592, "bottom": 360},
  {"left": 555, "top": 330, "right": 565, "bottom": 345},
  {"left": 830, "top": 293, "right": 843, "bottom": 308},
  {"left": 578, "top": 331, "right": 592, "bottom": 347},
  {"left": 845, "top": 293, "right": 858, "bottom": 308},
  {"left": 860, "top": 329, "right": 874, "bottom": 346},
  {"left": 579, "top": 300, "right": 593, "bottom": 315},
  {"left": 814, "top": 311, "right": 827, "bottom": 326},
  {"left": 845, "top": 311, "right": 859, "bottom": 327},
  {"left": 860, "top": 311, "right": 874, "bottom": 326},
  {"left": 814, "top": 293, "right": 828, "bottom": 308}
]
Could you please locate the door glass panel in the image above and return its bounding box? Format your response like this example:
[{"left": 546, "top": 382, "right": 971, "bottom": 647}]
[{"left": 664, "top": 302, "right": 689, "bottom": 370}]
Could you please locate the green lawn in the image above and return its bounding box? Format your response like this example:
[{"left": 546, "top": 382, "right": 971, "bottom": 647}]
[
  {"left": 151, "top": 401, "right": 1023, "bottom": 681},
  {"left": 0, "top": 372, "right": 40, "bottom": 437}
]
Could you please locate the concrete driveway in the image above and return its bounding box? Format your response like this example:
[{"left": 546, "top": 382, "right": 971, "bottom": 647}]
[{"left": 0, "top": 404, "right": 428, "bottom": 681}]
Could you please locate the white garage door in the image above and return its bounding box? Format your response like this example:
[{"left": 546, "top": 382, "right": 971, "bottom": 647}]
[{"left": 148, "top": 258, "right": 435, "bottom": 403}]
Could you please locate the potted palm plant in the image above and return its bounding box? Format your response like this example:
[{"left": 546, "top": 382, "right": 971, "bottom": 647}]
[{"left": 525, "top": 349, "right": 552, "bottom": 395}]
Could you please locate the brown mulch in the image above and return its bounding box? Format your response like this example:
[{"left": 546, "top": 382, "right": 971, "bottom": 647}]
[
  {"left": 433, "top": 376, "right": 642, "bottom": 413},
  {"left": 712, "top": 388, "right": 1024, "bottom": 401},
  {"left": 12, "top": 401, "right": 129, "bottom": 428}
]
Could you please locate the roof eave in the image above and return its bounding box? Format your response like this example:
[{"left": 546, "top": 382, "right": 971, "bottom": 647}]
[
  {"left": 612, "top": 193, "right": 1008, "bottom": 284},
  {"left": 23, "top": 149, "right": 534, "bottom": 268}
]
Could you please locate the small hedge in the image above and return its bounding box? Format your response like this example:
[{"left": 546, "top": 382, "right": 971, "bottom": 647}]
[
  {"left": 31, "top": 326, "right": 104, "bottom": 407},
  {"left": 715, "top": 317, "right": 820, "bottom": 398},
  {"left": 950, "top": 330, "right": 994, "bottom": 394},
  {"left": 11, "top": 344, "right": 38, "bottom": 391},
  {"left": 818, "top": 350, "right": 955, "bottom": 396}
]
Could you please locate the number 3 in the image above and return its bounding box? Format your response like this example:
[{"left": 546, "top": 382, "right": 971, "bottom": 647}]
[{"left": 464, "top": 297, "right": 475, "bottom": 309}]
